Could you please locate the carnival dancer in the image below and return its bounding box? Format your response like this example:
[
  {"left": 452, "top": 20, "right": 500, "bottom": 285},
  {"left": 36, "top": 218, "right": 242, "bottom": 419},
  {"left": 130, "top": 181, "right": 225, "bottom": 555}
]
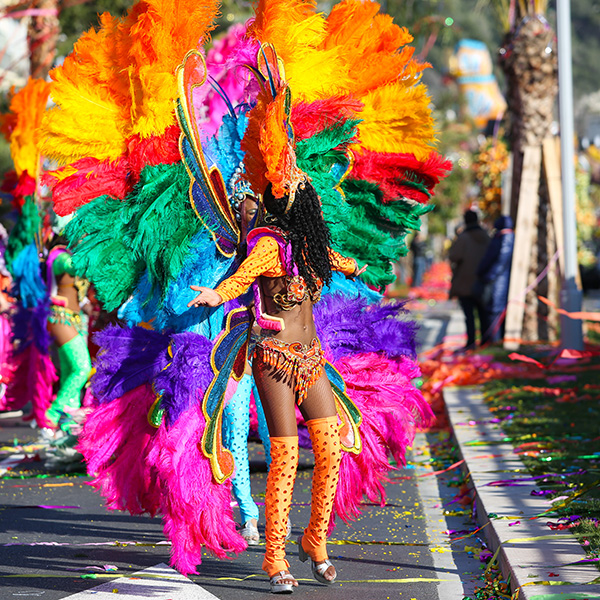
[
  {"left": 37, "top": 0, "right": 448, "bottom": 583},
  {"left": 0, "top": 77, "right": 57, "bottom": 427},
  {"left": 44, "top": 242, "right": 92, "bottom": 439},
  {"left": 189, "top": 182, "right": 366, "bottom": 592},
  {"left": 223, "top": 367, "right": 270, "bottom": 543}
]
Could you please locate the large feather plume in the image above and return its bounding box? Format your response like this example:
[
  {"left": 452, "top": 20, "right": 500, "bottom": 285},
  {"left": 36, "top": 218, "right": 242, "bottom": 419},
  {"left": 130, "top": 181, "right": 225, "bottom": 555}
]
[
  {"left": 248, "top": 0, "right": 337, "bottom": 101},
  {"left": 0, "top": 78, "right": 51, "bottom": 178},
  {"left": 40, "top": 0, "right": 219, "bottom": 165},
  {"left": 356, "top": 82, "right": 434, "bottom": 159},
  {"left": 40, "top": 15, "right": 130, "bottom": 164}
]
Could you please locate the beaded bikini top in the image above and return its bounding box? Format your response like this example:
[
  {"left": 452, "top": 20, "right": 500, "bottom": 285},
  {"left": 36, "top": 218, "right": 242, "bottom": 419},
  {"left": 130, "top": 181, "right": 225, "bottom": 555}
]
[
  {"left": 250, "top": 227, "right": 323, "bottom": 311},
  {"left": 272, "top": 274, "right": 323, "bottom": 310}
]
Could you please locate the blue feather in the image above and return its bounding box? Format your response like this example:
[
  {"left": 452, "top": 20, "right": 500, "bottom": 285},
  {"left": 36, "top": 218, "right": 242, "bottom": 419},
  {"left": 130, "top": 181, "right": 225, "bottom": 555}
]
[{"left": 11, "top": 244, "right": 47, "bottom": 309}]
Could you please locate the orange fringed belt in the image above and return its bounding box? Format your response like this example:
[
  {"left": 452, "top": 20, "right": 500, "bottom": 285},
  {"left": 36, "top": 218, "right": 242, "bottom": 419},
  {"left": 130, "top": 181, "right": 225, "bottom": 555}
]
[{"left": 255, "top": 337, "right": 325, "bottom": 405}]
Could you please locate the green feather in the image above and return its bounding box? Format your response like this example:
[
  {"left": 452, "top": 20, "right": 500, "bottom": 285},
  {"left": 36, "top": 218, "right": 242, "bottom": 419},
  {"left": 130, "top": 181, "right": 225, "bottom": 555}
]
[
  {"left": 66, "top": 195, "right": 143, "bottom": 311},
  {"left": 325, "top": 179, "right": 433, "bottom": 289},
  {"left": 126, "top": 162, "right": 202, "bottom": 297},
  {"left": 66, "top": 161, "right": 202, "bottom": 311}
]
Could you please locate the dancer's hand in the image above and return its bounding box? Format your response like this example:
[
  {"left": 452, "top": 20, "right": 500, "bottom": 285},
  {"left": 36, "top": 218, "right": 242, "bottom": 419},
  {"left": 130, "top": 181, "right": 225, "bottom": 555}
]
[
  {"left": 355, "top": 263, "right": 368, "bottom": 277},
  {"left": 188, "top": 286, "right": 222, "bottom": 308}
]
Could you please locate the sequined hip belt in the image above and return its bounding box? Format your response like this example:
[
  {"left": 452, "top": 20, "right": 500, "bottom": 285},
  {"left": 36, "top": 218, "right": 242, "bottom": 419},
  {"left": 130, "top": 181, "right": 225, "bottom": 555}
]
[
  {"left": 254, "top": 337, "right": 325, "bottom": 405},
  {"left": 49, "top": 304, "right": 85, "bottom": 336}
]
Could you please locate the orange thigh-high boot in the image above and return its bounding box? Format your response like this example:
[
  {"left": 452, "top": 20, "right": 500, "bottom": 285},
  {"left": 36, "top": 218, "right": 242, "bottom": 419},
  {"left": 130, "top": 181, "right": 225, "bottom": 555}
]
[
  {"left": 262, "top": 436, "right": 299, "bottom": 587},
  {"left": 298, "top": 415, "right": 342, "bottom": 584}
]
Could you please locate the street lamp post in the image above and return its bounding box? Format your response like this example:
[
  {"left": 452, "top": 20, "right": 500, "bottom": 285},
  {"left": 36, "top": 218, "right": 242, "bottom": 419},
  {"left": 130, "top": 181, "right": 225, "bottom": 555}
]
[{"left": 557, "top": 0, "right": 584, "bottom": 350}]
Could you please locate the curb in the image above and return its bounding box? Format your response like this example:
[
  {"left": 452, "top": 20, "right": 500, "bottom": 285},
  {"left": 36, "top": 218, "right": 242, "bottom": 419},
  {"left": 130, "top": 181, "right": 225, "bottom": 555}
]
[{"left": 443, "top": 386, "right": 599, "bottom": 600}]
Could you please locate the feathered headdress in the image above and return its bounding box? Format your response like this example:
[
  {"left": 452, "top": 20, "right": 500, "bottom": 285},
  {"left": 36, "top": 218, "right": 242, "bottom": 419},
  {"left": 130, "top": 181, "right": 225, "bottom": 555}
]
[
  {"left": 243, "top": 0, "right": 451, "bottom": 288},
  {"left": 240, "top": 45, "right": 308, "bottom": 211}
]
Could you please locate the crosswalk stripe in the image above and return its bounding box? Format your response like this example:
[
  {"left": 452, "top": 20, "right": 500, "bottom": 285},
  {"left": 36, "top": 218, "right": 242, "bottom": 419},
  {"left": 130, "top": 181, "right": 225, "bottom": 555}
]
[{"left": 64, "top": 562, "right": 220, "bottom": 599}]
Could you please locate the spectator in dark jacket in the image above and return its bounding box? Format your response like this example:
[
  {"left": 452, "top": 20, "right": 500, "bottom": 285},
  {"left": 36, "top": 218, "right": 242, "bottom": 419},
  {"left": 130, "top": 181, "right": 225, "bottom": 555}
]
[
  {"left": 477, "top": 215, "right": 515, "bottom": 343},
  {"left": 410, "top": 233, "right": 427, "bottom": 287},
  {"left": 449, "top": 210, "right": 491, "bottom": 350}
]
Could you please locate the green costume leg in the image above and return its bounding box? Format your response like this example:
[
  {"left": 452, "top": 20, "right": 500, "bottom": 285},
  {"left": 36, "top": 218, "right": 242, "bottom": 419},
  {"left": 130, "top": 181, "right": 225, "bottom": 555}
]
[{"left": 46, "top": 335, "right": 92, "bottom": 432}]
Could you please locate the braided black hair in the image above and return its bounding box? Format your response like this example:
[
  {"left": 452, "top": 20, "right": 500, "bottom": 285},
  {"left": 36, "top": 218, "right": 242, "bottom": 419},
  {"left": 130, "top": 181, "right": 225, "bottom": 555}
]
[{"left": 263, "top": 182, "right": 333, "bottom": 291}]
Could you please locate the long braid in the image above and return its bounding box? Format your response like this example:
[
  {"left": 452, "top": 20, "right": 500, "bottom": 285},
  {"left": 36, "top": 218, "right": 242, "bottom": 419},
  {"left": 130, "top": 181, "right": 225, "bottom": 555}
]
[{"left": 262, "top": 183, "right": 333, "bottom": 292}]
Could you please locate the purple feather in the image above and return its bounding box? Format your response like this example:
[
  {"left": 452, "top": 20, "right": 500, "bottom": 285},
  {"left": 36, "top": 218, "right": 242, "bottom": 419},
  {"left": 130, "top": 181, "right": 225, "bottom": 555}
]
[
  {"left": 79, "top": 384, "right": 162, "bottom": 516},
  {"left": 10, "top": 302, "right": 52, "bottom": 353},
  {"left": 153, "top": 331, "right": 214, "bottom": 426},
  {"left": 91, "top": 325, "right": 171, "bottom": 403},
  {"left": 314, "top": 294, "right": 418, "bottom": 361}
]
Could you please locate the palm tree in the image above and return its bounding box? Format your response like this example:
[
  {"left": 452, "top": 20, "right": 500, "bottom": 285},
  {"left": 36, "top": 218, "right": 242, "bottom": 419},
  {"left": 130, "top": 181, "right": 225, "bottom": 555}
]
[
  {"left": 27, "top": 0, "right": 61, "bottom": 80},
  {"left": 479, "top": 0, "right": 560, "bottom": 344}
]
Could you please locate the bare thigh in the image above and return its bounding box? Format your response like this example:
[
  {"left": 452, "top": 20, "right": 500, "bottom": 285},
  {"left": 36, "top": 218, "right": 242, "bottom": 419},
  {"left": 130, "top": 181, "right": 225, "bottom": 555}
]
[
  {"left": 297, "top": 371, "right": 338, "bottom": 423},
  {"left": 252, "top": 357, "right": 298, "bottom": 437}
]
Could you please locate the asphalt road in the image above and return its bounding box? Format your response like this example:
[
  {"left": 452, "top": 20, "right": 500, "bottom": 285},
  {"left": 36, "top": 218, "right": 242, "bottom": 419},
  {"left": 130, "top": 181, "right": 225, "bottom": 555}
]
[{"left": 0, "top": 301, "right": 481, "bottom": 599}]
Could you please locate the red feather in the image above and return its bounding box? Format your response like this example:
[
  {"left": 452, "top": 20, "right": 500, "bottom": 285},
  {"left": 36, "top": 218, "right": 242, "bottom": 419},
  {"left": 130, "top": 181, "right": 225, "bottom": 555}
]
[
  {"left": 45, "top": 126, "right": 182, "bottom": 216},
  {"left": 291, "top": 97, "right": 363, "bottom": 140},
  {"left": 350, "top": 149, "right": 452, "bottom": 203}
]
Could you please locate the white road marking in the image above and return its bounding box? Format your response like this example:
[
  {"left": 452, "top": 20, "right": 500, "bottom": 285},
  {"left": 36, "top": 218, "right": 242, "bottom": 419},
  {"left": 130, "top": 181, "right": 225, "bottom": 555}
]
[
  {"left": 412, "top": 432, "right": 478, "bottom": 599},
  {"left": 0, "top": 452, "right": 26, "bottom": 476},
  {"left": 64, "top": 562, "right": 220, "bottom": 599}
]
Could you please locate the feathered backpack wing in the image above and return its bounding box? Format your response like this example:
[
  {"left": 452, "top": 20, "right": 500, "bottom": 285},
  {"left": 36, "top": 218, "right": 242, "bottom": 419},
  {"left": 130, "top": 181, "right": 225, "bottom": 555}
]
[{"left": 176, "top": 51, "right": 240, "bottom": 257}]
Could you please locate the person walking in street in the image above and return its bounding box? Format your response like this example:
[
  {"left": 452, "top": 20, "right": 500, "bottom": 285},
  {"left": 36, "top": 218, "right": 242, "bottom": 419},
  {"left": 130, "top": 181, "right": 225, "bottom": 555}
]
[
  {"left": 449, "top": 210, "right": 491, "bottom": 350},
  {"left": 410, "top": 233, "right": 427, "bottom": 287},
  {"left": 476, "top": 215, "right": 515, "bottom": 343}
]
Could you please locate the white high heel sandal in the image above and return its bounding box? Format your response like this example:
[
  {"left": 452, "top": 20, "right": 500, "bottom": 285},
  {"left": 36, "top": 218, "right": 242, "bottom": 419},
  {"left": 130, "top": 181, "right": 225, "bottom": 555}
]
[
  {"left": 297, "top": 535, "right": 336, "bottom": 585},
  {"left": 269, "top": 570, "right": 297, "bottom": 594}
]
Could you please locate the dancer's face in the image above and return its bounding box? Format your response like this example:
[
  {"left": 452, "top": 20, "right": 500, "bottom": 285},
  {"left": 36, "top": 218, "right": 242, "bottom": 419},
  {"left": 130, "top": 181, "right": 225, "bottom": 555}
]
[{"left": 240, "top": 196, "right": 259, "bottom": 242}]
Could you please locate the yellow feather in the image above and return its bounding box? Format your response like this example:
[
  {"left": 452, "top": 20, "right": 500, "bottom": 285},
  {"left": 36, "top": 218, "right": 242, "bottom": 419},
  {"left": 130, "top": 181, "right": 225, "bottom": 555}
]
[
  {"left": 250, "top": 0, "right": 341, "bottom": 102},
  {"left": 39, "top": 0, "right": 220, "bottom": 163},
  {"left": 39, "top": 17, "right": 131, "bottom": 163},
  {"left": 354, "top": 82, "right": 435, "bottom": 160},
  {"left": 322, "top": 0, "right": 427, "bottom": 98},
  {"left": 126, "top": 0, "right": 219, "bottom": 137}
]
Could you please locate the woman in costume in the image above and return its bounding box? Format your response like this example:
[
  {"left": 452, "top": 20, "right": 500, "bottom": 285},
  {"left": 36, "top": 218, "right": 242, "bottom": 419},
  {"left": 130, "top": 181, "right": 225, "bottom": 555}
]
[
  {"left": 36, "top": 0, "right": 449, "bottom": 585},
  {"left": 44, "top": 241, "right": 92, "bottom": 437},
  {"left": 189, "top": 181, "right": 366, "bottom": 592}
]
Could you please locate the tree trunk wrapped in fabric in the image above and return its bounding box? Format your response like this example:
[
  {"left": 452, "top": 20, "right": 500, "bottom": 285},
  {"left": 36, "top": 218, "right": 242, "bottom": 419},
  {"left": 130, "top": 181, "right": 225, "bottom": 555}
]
[{"left": 492, "top": 0, "right": 560, "bottom": 343}]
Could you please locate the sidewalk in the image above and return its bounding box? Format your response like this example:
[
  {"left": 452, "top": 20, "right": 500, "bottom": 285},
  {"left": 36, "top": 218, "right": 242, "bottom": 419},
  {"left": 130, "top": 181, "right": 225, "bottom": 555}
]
[
  {"left": 444, "top": 387, "right": 599, "bottom": 599},
  {"left": 413, "top": 294, "right": 600, "bottom": 599}
]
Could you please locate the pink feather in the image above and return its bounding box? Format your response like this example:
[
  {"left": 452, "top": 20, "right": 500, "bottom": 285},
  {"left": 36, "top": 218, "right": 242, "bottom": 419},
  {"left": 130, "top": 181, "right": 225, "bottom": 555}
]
[
  {"left": 2, "top": 344, "right": 56, "bottom": 428},
  {"left": 0, "top": 314, "right": 12, "bottom": 388},
  {"left": 78, "top": 384, "right": 162, "bottom": 516},
  {"left": 329, "top": 352, "right": 434, "bottom": 528},
  {"left": 80, "top": 384, "right": 245, "bottom": 575},
  {"left": 193, "top": 22, "right": 260, "bottom": 140},
  {"left": 148, "top": 399, "right": 246, "bottom": 575}
]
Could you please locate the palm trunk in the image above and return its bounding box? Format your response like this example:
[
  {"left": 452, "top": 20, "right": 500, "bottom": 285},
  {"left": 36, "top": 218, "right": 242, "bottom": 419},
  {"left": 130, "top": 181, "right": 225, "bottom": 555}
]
[
  {"left": 27, "top": 0, "right": 60, "bottom": 80},
  {"left": 500, "top": 15, "right": 559, "bottom": 342}
]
